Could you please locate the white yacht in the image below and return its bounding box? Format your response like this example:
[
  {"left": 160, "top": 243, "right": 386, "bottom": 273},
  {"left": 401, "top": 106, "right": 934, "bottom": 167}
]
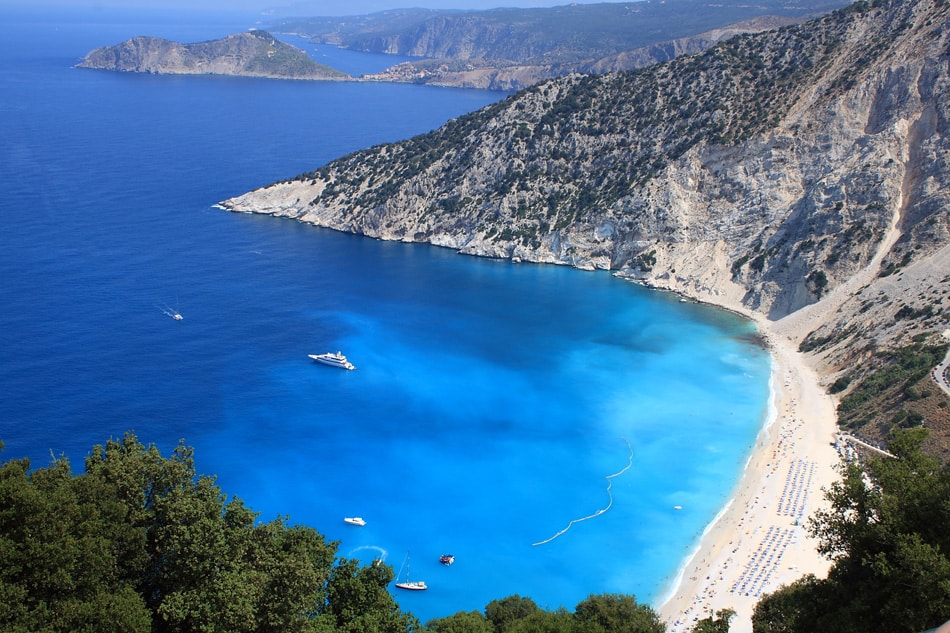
[
  {"left": 309, "top": 351, "right": 355, "bottom": 370},
  {"left": 343, "top": 517, "right": 366, "bottom": 526}
]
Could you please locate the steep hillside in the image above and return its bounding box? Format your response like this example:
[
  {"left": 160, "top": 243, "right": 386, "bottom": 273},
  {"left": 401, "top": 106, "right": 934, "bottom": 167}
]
[
  {"left": 76, "top": 31, "right": 348, "bottom": 80},
  {"left": 360, "top": 15, "right": 806, "bottom": 91},
  {"left": 221, "top": 0, "right": 950, "bottom": 454},
  {"left": 275, "top": 0, "right": 847, "bottom": 89},
  {"left": 275, "top": 0, "right": 842, "bottom": 63}
]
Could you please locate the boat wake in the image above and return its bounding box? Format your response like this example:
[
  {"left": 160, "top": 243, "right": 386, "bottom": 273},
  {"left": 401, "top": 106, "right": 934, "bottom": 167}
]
[
  {"left": 349, "top": 545, "right": 388, "bottom": 562},
  {"left": 532, "top": 438, "right": 633, "bottom": 547},
  {"left": 156, "top": 300, "right": 183, "bottom": 321}
]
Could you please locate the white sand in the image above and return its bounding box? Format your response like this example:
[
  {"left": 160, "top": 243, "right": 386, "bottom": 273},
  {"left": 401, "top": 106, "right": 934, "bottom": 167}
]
[{"left": 655, "top": 313, "right": 841, "bottom": 633}]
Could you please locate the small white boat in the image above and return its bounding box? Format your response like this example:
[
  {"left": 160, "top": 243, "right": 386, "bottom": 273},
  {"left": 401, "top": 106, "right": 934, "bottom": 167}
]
[
  {"left": 158, "top": 301, "right": 183, "bottom": 321},
  {"left": 344, "top": 517, "right": 366, "bottom": 526},
  {"left": 394, "top": 552, "right": 427, "bottom": 591},
  {"left": 309, "top": 351, "right": 355, "bottom": 370},
  {"left": 439, "top": 554, "right": 455, "bottom": 566}
]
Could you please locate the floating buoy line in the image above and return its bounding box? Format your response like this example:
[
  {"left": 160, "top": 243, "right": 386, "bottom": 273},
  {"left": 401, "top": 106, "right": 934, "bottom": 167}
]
[{"left": 531, "top": 438, "right": 633, "bottom": 546}]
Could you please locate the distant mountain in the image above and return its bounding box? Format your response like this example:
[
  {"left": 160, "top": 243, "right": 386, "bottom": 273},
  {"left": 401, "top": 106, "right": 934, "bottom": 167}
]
[
  {"left": 271, "top": 0, "right": 851, "bottom": 89},
  {"left": 76, "top": 30, "right": 349, "bottom": 81},
  {"left": 222, "top": 0, "right": 950, "bottom": 455}
]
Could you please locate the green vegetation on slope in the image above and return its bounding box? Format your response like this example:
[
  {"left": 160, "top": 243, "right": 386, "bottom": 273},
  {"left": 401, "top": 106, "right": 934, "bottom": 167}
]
[
  {"left": 836, "top": 342, "right": 948, "bottom": 422},
  {"left": 288, "top": 0, "right": 915, "bottom": 249},
  {"left": 240, "top": 31, "right": 346, "bottom": 78},
  {"left": 78, "top": 30, "right": 348, "bottom": 80},
  {"left": 272, "top": 0, "right": 849, "bottom": 65}
]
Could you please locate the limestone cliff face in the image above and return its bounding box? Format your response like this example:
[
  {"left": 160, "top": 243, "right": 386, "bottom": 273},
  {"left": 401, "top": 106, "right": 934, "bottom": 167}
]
[
  {"left": 222, "top": 0, "right": 950, "bottom": 435},
  {"left": 77, "top": 31, "right": 348, "bottom": 80}
]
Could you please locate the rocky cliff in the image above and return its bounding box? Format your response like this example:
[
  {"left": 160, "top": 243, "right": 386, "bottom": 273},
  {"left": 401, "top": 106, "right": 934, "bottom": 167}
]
[
  {"left": 360, "top": 16, "right": 806, "bottom": 91},
  {"left": 76, "top": 31, "right": 348, "bottom": 80},
  {"left": 276, "top": 0, "right": 846, "bottom": 90},
  {"left": 222, "top": 0, "right": 950, "bottom": 453}
]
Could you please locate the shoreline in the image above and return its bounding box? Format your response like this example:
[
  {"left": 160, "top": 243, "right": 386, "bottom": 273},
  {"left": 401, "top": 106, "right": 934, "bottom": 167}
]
[
  {"left": 654, "top": 305, "right": 841, "bottom": 633},
  {"left": 654, "top": 336, "right": 782, "bottom": 608}
]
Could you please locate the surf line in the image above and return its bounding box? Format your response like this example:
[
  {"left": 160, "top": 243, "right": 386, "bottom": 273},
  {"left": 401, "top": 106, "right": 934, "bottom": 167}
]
[{"left": 531, "top": 438, "right": 634, "bottom": 547}]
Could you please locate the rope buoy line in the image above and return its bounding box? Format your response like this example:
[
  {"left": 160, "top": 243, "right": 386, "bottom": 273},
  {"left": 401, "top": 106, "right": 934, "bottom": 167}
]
[{"left": 531, "top": 438, "right": 634, "bottom": 547}]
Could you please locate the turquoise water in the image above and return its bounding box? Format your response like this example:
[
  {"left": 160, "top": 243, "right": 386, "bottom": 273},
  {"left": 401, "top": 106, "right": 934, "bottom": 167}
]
[{"left": 0, "top": 7, "right": 771, "bottom": 623}]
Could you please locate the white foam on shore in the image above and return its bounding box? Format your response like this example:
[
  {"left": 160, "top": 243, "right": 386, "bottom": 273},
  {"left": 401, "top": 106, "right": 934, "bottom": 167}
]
[
  {"left": 743, "top": 355, "right": 780, "bottom": 472},
  {"left": 656, "top": 496, "right": 736, "bottom": 608},
  {"left": 655, "top": 350, "right": 780, "bottom": 610},
  {"left": 764, "top": 355, "right": 781, "bottom": 435}
]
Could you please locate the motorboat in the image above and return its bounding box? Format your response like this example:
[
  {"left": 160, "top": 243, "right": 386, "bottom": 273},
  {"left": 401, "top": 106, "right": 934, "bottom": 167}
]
[
  {"left": 309, "top": 351, "right": 355, "bottom": 370},
  {"left": 439, "top": 554, "right": 455, "bottom": 566},
  {"left": 343, "top": 517, "right": 366, "bottom": 526}
]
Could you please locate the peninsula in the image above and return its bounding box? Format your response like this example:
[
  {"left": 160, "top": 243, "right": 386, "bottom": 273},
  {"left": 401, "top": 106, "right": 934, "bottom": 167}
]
[{"left": 76, "top": 30, "right": 349, "bottom": 81}]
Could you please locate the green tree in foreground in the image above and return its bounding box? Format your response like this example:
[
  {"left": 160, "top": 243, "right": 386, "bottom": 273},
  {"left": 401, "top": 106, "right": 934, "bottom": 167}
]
[
  {"left": 0, "top": 448, "right": 151, "bottom": 633},
  {"left": 428, "top": 593, "right": 665, "bottom": 633},
  {"left": 752, "top": 428, "right": 950, "bottom": 633},
  {"left": 485, "top": 595, "right": 541, "bottom": 632},
  {"left": 691, "top": 609, "right": 735, "bottom": 633},
  {"left": 0, "top": 433, "right": 415, "bottom": 633},
  {"left": 1, "top": 434, "right": 665, "bottom": 633},
  {"left": 324, "top": 557, "right": 420, "bottom": 633},
  {"left": 426, "top": 610, "right": 494, "bottom": 633}
]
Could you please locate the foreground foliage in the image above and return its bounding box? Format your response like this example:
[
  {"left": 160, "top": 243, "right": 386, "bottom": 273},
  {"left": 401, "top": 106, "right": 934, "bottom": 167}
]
[
  {"left": 0, "top": 433, "right": 418, "bottom": 633},
  {"left": 427, "top": 593, "right": 666, "bottom": 633},
  {"left": 752, "top": 428, "right": 950, "bottom": 633},
  {"left": 0, "top": 434, "right": 670, "bottom": 633}
]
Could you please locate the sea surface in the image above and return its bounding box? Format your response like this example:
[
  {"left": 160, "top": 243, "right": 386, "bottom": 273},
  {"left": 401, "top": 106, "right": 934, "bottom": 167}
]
[{"left": 0, "top": 7, "right": 771, "bottom": 623}]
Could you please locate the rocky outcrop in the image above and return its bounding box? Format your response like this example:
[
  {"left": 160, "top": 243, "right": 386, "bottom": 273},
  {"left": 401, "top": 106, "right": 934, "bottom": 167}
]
[
  {"left": 222, "top": 0, "right": 950, "bottom": 450},
  {"left": 76, "top": 31, "right": 349, "bottom": 80}
]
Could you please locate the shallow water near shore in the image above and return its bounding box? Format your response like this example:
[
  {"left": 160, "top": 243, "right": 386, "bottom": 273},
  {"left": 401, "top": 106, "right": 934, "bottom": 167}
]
[{"left": 0, "top": 7, "right": 770, "bottom": 623}]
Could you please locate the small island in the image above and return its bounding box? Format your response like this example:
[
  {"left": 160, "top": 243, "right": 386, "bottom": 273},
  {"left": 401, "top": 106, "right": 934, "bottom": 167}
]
[{"left": 76, "top": 30, "right": 349, "bottom": 81}]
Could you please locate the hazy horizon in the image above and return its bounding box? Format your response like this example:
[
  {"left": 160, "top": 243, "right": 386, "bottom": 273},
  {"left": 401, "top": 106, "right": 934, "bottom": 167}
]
[{"left": 6, "top": 0, "right": 646, "bottom": 18}]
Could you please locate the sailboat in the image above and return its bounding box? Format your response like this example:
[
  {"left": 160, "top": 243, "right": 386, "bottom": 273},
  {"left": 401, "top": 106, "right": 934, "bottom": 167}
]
[{"left": 394, "top": 552, "right": 427, "bottom": 591}]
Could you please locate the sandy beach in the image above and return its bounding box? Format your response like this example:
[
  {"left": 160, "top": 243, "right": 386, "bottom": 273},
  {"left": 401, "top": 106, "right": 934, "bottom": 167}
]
[{"left": 655, "top": 313, "right": 841, "bottom": 633}]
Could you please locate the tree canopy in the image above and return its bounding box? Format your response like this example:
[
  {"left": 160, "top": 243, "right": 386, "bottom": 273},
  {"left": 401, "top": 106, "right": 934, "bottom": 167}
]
[
  {"left": 0, "top": 433, "right": 416, "bottom": 633},
  {"left": 427, "top": 593, "right": 665, "bottom": 633},
  {"left": 1, "top": 433, "right": 671, "bottom": 633},
  {"left": 752, "top": 428, "right": 950, "bottom": 633}
]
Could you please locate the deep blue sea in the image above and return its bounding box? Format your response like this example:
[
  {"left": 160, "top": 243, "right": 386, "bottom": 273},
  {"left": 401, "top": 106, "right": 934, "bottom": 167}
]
[{"left": 0, "top": 6, "right": 771, "bottom": 623}]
